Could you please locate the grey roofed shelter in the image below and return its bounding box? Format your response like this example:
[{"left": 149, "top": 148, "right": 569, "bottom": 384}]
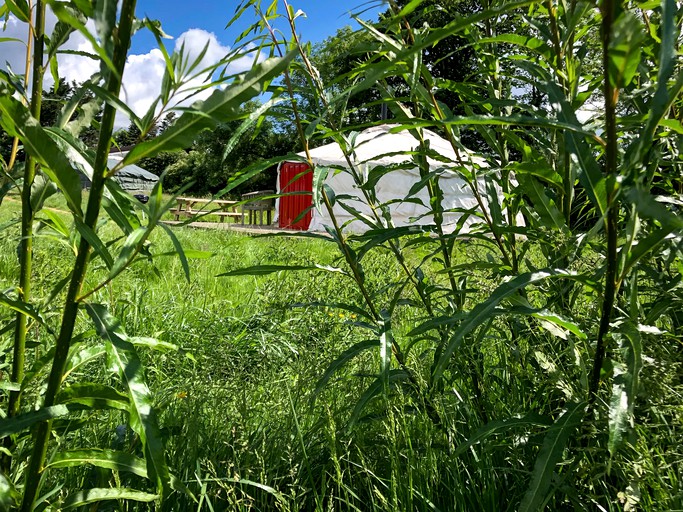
[{"left": 80, "top": 153, "right": 159, "bottom": 192}]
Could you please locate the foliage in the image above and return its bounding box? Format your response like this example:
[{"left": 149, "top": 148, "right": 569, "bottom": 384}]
[
  {"left": 221, "top": 0, "right": 682, "bottom": 509},
  {"left": 0, "top": 0, "right": 293, "bottom": 509},
  {"left": 162, "top": 103, "right": 295, "bottom": 196},
  {"left": 0, "top": 0, "right": 681, "bottom": 510}
]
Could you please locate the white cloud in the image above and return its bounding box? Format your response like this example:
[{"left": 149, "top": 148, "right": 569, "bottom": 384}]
[{"left": 2, "top": 16, "right": 256, "bottom": 129}]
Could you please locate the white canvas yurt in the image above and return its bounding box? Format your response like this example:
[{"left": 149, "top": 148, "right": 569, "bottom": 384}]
[{"left": 277, "top": 124, "right": 523, "bottom": 233}]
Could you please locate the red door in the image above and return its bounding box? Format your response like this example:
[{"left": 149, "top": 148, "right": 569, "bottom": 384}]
[{"left": 279, "top": 162, "right": 313, "bottom": 230}]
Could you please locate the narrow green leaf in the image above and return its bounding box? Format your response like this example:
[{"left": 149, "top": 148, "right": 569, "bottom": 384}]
[
  {"left": 519, "top": 402, "right": 585, "bottom": 512},
  {"left": 349, "top": 370, "right": 410, "bottom": 428},
  {"left": 0, "top": 403, "right": 92, "bottom": 438},
  {"left": 0, "top": 96, "right": 82, "bottom": 216},
  {"left": 74, "top": 219, "right": 114, "bottom": 270},
  {"left": 30, "top": 173, "right": 59, "bottom": 213},
  {"left": 314, "top": 339, "right": 380, "bottom": 395},
  {"left": 57, "top": 383, "right": 128, "bottom": 411},
  {"left": 608, "top": 12, "right": 644, "bottom": 88},
  {"left": 46, "top": 449, "right": 147, "bottom": 478},
  {"left": 159, "top": 223, "right": 190, "bottom": 282},
  {"left": 518, "top": 175, "right": 567, "bottom": 231},
  {"left": 455, "top": 413, "right": 552, "bottom": 456},
  {"left": 109, "top": 227, "right": 147, "bottom": 278},
  {"left": 0, "top": 292, "right": 47, "bottom": 329},
  {"left": 312, "top": 165, "right": 330, "bottom": 211},
  {"left": 5, "top": 0, "right": 30, "bottom": 22},
  {"left": 61, "top": 488, "right": 158, "bottom": 509},
  {"left": 433, "top": 269, "right": 579, "bottom": 383},
  {"left": 122, "top": 52, "right": 296, "bottom": 164},
  {"left": 85, "top": 304, "right": 171, "bottom": 499}
]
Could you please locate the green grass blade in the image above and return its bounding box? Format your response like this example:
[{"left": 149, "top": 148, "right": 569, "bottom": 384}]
[
  {"left": 519, "top": 402, "right": 585, "bottom": 512},
  {"left": 160, "top": 222, "right": 191, "bottom": 282}
]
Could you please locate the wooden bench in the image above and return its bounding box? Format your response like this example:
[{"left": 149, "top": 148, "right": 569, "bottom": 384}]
[{"left": 170, "top": 197, "right": 244, "bottom": 223}]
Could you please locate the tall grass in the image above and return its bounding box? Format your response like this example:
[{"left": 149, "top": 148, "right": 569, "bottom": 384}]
[{"left": 0, "top": 0, "right": 681, "bottom": 509}]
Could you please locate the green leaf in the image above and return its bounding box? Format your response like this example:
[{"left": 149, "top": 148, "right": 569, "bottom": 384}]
[
  {"left": 46, "top": 449, "right": 147, "bottom": 478},
  {"left": 122, "top": 52, "right": 296, "bottom": 164},
  {"left": 609, "top": 12, "right": 644, "bottom": 88},
  {"left": 455, "top": 413, "right": 552, "bottom": 456},
  {"left": 349, "top": 370, "right": 411, "bottom": 428},
  {"left": 109, "top": 227, "right": 147, "bottom": 278},
  {"left": 314, "top": 340, "right": 380, "bottom": 395},
  {"left": 5, "top": 0, "right": 30, "bottom": 22},
  {"left": 312, "top": 165, "right": 330, "bottom": 211},
  {"left": 519, "top": 402, "right": 585, "bottom": 512},
  {"left": 608, "top": 321, "right": 642, "bottom": 457},
  {"left": 0, "top": 97, "right": 83, "bottom": 216},
  {"left": 61, "top": 488, "right": 158, "bottom": 509},
  {"left": 433, "top": 269, "right": 582, "bottom": 383},
  {"left": 85, "top": 304, "right": 171, "bottom": 499},
  {"left": 56, "top": 383, "right": 128, "bottom": 411},
  {"left": 74, "top": 219, "right": 114, "bottom": 270},
  {"left": 0, "top": 292, "right": 48, "bottom": 330},
  {"left": 517, "top": 175, "right": 567, "bottom": 231},
  {"left": 159, "top": 223, "right": 191, "bottom": 282},
  {"left": 46, "top": 448, "right": 191, "bottom": 497},
  {"left": 30, "top": 173, "right": 59, "bottom": 213},
  {"left": 0, "top": 403, "right": 93, "bottom": 438}
]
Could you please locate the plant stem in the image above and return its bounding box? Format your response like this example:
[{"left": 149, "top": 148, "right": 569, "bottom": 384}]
[
  {"left": 589, "top": 0, "right": 620, "bottom": 402},
  {"left": 19, "top": 1, "right": 137, "bottom": 508},
  {"left": 4, "top": 0, "right": 44, "bottom": 470}
]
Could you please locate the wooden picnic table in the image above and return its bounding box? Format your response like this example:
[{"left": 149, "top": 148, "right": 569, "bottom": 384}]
[{"left": 170, "top": 197, "right": 244, "bottom": 223}]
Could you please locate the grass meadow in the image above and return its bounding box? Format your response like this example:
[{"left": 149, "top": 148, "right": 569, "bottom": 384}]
[{"left": 0, "top": 192, "right": 681, "bottom": 512}]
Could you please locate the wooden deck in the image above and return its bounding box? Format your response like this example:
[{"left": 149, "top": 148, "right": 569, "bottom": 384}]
[{"left": 162, "top": 220, "right": 293, "bottom": 235}]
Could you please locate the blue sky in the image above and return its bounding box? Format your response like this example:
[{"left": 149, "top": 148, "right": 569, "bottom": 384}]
[
  {"left": 0, "top": 1, "right": 385, "bottom": 127},
  {"left": 131, "top": 1, "right": 385, "bottom": 54}
]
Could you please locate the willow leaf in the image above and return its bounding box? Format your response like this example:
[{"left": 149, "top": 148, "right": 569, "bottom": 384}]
[
  {"left": 61, "top": 488, "right": 158, "bottom": 509},
  {"left": 85, "top": 304, "right": 171, "bottom": 499},
  {"left": 519, "top": 402, "right": 585, "bottom": 512},
  {"left": 122, "top": 52, "right": 296, "bottom": 164}
]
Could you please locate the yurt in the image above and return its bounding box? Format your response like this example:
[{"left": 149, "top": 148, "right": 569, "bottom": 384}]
[
  {"left": 276, "top": 124, "right": 522, "bottom": 233},
  {"left": 79, "top": 151, "right": 159, "bottom": 192}
]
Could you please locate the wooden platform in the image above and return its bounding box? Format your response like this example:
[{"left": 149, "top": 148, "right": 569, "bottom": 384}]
[{"left": 162, "top": 220, "right": 292, "bottom": 235}]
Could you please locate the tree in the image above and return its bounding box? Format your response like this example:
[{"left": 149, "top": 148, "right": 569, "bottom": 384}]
[{"left": 164, "top": 102, "right": 295, "bottom": 195}]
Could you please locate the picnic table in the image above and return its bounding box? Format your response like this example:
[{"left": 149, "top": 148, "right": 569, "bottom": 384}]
[{"left": 170, "top": 197, "right": 244, "bottom": 223}]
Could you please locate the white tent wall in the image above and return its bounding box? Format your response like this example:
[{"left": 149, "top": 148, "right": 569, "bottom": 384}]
[{"left": 276, "top": 125, "right": 524, "bottom": 233}]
